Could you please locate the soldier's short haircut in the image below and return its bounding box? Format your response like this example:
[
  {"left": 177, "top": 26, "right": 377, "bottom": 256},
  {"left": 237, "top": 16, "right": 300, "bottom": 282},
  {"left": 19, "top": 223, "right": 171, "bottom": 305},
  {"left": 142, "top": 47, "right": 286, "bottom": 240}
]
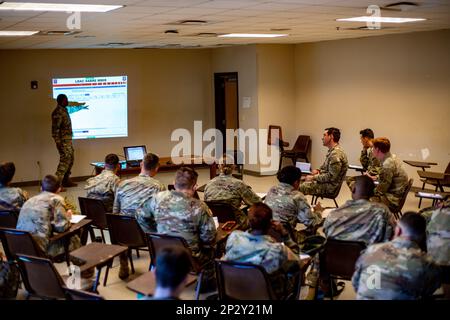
[
  {"left": 325, "top": 127, "right": 341, "bottom": 143},
  {"left": 398, "top": 212, "right": 426, "bottom": 243},
  {"left": 155, "top": 246, "right": 191, "bottom": 290},
  {"left": 359, "top": 128, "right": 374, "bottom": 139},
  {"left": 104, "top": 153, "right": 119, "bottom": 168},
  {"left": 277, "top": 165, "right": 302, "bottom": 185},
  {"left": 0, "top": 162, "right": 15, "bottom": 185},
  {"left": 354, "top": 175, "right": 375, "bottom": 198},
  {"left": 56, "top": 94, "right": 67, "bottom": 105},
  {"left": 41, "top": 175, "right": 61, "bottom": 193},
  {"left": 175, "top": 167, "right": 198, "bottom": 190},
  {"left": 248, "top": 203, "right": 273, "bottom": 232},
  {"left": 143, "top": 153, "right": 160, "bottom": 171},
  {"left": 373, "top": 137, "right": 391, "bottom": 153}
]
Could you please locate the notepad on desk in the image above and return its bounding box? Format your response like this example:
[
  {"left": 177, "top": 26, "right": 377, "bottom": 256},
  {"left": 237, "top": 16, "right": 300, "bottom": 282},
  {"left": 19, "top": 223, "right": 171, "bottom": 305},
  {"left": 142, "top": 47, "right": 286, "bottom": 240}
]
[
  {"left": 349, "top": 164, "right": 364, "bottom": 170},
  {"left": 417, "top": 192, "right": 444, "bottom": 200},
  {"left": 70, "top": 215, "right": 87, "bottom": 224}
]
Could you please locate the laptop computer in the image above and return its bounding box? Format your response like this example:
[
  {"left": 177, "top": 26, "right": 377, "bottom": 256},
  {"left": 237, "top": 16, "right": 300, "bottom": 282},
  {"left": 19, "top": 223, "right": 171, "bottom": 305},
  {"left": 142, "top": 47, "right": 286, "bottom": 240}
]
[
  {"left": 296, "top": 161, "right": 312, "bottom": 174},
  {"left": 124, "top": 145, "right": 147, "bottom": 167}
]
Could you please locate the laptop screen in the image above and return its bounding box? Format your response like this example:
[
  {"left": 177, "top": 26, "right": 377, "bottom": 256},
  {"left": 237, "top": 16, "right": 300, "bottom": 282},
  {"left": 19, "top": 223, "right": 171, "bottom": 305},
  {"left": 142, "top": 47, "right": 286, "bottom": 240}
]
[
  {"left": 124, "top": 145, "right": 147, "bottom": 161},
  {"left": 296, "top": 161, "right": 311, "bottom": 173}
]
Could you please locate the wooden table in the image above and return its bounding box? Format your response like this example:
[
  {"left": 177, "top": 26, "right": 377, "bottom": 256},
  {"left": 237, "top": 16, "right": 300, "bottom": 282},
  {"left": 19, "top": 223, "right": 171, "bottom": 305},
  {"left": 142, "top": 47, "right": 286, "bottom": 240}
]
[
  {"left": 91, "top": 156, "right": 217, "bottom": 179},
  {"left": 49, "top": 219, "right": 92, "bottom": 267},
  {"left": 126, "top": 271, "right": 197, "bottom": 297},
  {"left": 404, "top": 160, "right": 438, "bottom": 170},
  {"left": 417, "top": 170, "right": 448, "bottom": 192},
  {"left": 70, "top": 242, "right": 128, "bottom": 292}
]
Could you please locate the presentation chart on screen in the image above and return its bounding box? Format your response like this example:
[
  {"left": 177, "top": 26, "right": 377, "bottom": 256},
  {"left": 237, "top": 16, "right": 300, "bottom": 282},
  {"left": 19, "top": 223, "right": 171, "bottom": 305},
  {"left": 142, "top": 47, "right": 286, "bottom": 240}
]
[{"left": 52, "top": 75, "right": 128, "bottom": 139}]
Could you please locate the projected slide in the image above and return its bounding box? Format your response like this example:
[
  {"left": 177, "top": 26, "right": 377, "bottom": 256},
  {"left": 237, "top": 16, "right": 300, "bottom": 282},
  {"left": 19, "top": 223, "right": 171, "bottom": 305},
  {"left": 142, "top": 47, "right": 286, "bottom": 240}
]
[{"left": 52, "top": 75, "right": 128, "bottom": 139}]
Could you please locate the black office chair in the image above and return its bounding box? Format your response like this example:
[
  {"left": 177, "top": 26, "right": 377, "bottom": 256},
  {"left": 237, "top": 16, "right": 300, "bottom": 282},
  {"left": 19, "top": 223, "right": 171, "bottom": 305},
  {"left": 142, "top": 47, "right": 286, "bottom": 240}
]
[
  {"left": 146, "top": 232, "right": 203, "bottom": 300},
  {"left": 105, "top": 213, "right": 147, "bottom": 285},
  {"left": 0, "top": 210, "right": 18, "bottom": 229},
  {"left": 0, "top": 227, "right": 46, "bottom": 261},
  {"left": 318, "top": 239, "right": 366, "bottom": 300},
  {"left": 16, "top": 254, "right": 66, "bottom": 300},
  {"left": 78, "top": 197, "right": 109, "bottom": 243},
  {"left": 64, "top": 287, "right": 105, "bottom": 300}
]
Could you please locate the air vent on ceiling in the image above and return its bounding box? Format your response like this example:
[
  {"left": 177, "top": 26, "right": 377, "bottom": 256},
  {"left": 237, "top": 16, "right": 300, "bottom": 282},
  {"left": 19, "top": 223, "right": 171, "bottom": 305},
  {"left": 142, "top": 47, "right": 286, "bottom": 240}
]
[
  {"left": 336, "top": 26, "right": 394, "bottom": 31},
  {"left": 39, "top": 30, "right": 81, "bottom": 36},
  {"left": 165, "top": 29, "right": 179, "bottom": 34},
  {"left": 95, "top": 42, "right": 134, "bottom": 47},
  {"left": 382, "top": 2, "right": 419, "bottom": 11},
  {"left": 270, "top": 28, "right": 291, "bottom": 31},
  {"left": 189, "top": 32, "right": 218, "bottom": 37},
  {"left": 167, "top": 19, "right": 208, "bottom": 26}
]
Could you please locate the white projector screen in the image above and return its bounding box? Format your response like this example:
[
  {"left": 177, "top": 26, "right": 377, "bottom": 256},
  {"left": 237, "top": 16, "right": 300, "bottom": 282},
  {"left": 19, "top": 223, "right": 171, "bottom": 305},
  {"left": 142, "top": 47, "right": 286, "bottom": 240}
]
[{"left": 52, "top": 75, "right": 128, "bottom": 139}]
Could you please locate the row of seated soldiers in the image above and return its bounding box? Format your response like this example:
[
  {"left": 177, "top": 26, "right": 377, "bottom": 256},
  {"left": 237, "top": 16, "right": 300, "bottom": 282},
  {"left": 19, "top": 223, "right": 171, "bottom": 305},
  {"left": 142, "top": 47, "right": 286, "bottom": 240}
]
[{"left": 0, "top": 132, "right": 448, "bottom": 299}]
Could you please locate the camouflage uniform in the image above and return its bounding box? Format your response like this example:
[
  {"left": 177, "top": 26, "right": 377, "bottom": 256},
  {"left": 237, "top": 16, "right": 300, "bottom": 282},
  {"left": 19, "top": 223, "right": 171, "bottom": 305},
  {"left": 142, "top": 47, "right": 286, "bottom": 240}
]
[
  {"left": 422, "top": 200, "right": 450, "bottom": 267},
  {"left": 85, "top": 169, "right": 120, "bottom": 212},
  {"left": 136, "top": 190, "right": 217, "bottom": 284},
  {"left": 371, "top": 153, "right": 409, "bottom": 212},
  {"left": 0, "top": 254, "right": 20, "bottom": 299},
  {"left": 299, "top": 145, "right": 348, "bottom": 197},
  {"left": 352, "top": 237, "right": 441, "bottom": 299},
  {"left": 347, "top": 147, "right": 382, "bottom": 190},
  {"left": 204, "top": 173, "right": 261, "bottom": 227},
  {"left": 224, "top": 230, "right": 300, "bottom": 299},
  {"left": 52, "top": 104, "right": 80, "bottom": 180},
  {"left": 265, "top": 182, "right": 322, "bottom": 249},
  {"left": 323, "top": 199, "right": 395, "bottom": 246},
  {"left": 113, "top": 173, "right": 165, "bottom": 216},
  {"left": 0, "top": 184, "right": 28, "bottom": 212},
  {"left": 16, "top": 191, "right": 80, "bottom": 257}
]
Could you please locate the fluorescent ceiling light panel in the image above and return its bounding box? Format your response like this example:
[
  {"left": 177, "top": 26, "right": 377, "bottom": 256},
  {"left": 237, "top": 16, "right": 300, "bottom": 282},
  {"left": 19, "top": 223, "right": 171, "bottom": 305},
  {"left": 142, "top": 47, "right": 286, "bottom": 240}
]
[
  {"left": 218, "top": 33, "right": 288, "bottom": 38},
  {"left": 0, "top": 2, "right": 123, "bottom": 12},
  {"left": 0, "top": 30, "right": 39, "bottom": 36},
  {"left": 336, "top": 16, "right": 426, "bottom": 23}
]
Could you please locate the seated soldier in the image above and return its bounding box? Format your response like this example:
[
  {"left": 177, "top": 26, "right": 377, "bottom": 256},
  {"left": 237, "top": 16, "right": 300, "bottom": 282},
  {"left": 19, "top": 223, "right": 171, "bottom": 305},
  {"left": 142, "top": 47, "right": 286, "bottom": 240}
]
[
  {"left": 369, "top": 137, "right": 409, "bottom": 213},
  {"left": 223, "top": 203, "right": 303, "bottom": 299},
  {"left": 17, "top": 174, "right": 80, "bottom": 258},
  {"left": 113, "top": 153, "right": 165, "bottom": 216},
  {"left": 300, "top": 127, "right": 348, "bottom": 198},
  {"left": 352, "top": 212, "right": 441, "bottom": 300},
  {"left": 84, "top": 153, "right": 120, "bottom": 212},
  {"left": 264, "top": 165, "right": 323, "bottom": 252},
  {"left": 324, "top": 175, "right": 395, "bottom": 246},
  {"left": 137, "top": 167, "right": 217, "bottom": 292},
  {"left": 346, "top": 128, "right": 381, "bottom": 191},
  {"left": 421, "top": 199, "right": 450, "bottom": 299},
  {"left": 0, "top": 162, "right": 29, "bottom": 212},
  {"left": 16, "top": 175, "right": 94, "bottom": 289},
  {"left": 204, "top": 159, "right": 261, "bottom": 228},
  {"left": 141, "top": 246, "right": 192, "bottom": 300}
]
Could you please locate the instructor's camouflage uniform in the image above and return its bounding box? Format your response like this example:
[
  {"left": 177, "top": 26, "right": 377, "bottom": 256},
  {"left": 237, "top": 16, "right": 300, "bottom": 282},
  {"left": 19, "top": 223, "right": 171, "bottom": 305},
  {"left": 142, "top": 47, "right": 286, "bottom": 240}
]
[{"left": 299, "top": 145, "right": 348, "bottom": 197}]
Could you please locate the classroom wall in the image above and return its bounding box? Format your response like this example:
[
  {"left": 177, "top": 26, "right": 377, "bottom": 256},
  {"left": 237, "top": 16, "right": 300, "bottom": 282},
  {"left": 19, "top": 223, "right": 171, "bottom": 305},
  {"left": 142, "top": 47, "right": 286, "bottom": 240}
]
[
  {"left": 256, "top": 44, "right": 296, "bottom": 174},
  {"left": 294, "top": 29, "right": 450, "bottom": 185},
  {"left": 0, "top": 49, "right": 213, "bottom": 182},
  {"left": 210, "top": 45, "right": 260, "bottom": 172}
]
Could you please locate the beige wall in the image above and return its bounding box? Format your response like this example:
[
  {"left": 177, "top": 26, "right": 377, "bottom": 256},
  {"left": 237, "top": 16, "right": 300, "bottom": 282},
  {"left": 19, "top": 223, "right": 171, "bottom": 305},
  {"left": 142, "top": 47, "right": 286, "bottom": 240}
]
[
  {"left": 0, "top": 49, "right": 213, "bottom": 182},
  {"left": 257, "top": 44, "right": 296, "bottom": 174},
  {"left": 1, "top": 29, "right": 449, "bottom": 182},
  {"left": 295, "top": 29, "right": 450, "bottom": 185},
  {"left": 210, "top": 45, "right": 260, "bottom": 172}
]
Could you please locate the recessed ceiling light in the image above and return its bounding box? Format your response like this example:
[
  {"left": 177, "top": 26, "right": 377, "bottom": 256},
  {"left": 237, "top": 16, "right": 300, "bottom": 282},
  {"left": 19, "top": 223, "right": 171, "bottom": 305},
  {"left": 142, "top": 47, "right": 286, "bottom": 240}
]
[
  {"left": 218, "top": 33, "right": 288, "bottom": 38},
  {"left": 0, "top": 30, "right": 39, "bottom": 36},
  {"left": 0, "top": 2, "right": 123, "bottom": 13},
  {"left": 336, "top": 16, "right": 426, "bottom": 23}
]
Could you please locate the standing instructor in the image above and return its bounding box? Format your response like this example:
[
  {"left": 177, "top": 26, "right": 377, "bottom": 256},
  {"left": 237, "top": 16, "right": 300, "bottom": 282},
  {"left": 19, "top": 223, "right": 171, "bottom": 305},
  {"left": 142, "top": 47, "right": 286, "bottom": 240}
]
[{"left": 51, "top": 94, "right": 77, "bottom": 188}]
